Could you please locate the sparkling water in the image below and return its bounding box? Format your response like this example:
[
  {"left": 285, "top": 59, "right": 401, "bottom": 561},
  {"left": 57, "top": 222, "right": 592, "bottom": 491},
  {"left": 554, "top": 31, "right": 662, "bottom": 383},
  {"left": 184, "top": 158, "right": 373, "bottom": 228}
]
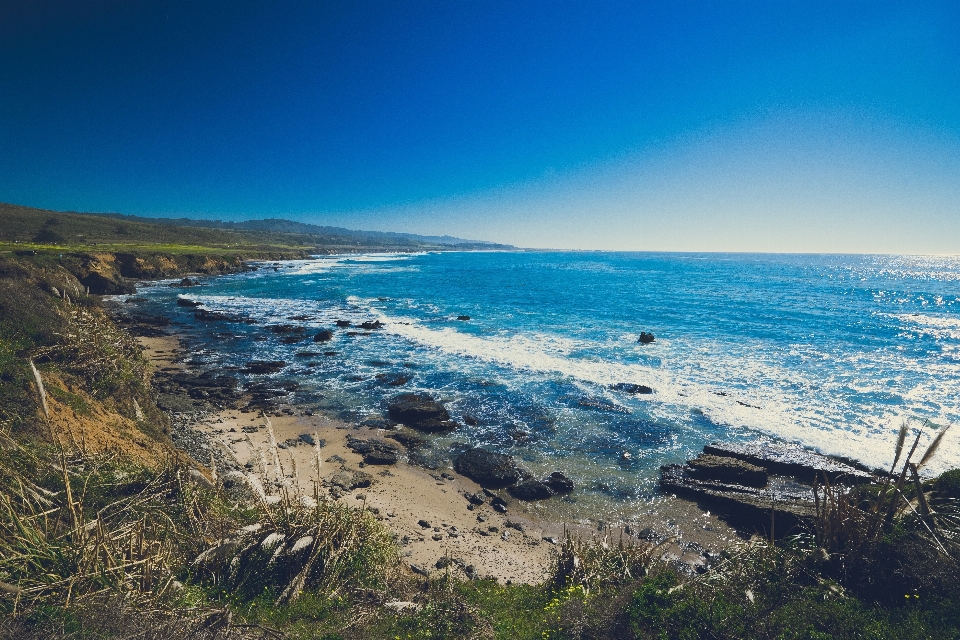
[{"left": 133, "top": 251, "right": 960, "bottom": 507}]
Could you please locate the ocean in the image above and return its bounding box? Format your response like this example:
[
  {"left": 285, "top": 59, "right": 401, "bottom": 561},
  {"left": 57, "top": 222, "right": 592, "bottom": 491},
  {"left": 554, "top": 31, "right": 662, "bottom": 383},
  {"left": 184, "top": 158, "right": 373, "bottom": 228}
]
[{"left": 132, "top": 251, "right": 960, "bottom": 517}]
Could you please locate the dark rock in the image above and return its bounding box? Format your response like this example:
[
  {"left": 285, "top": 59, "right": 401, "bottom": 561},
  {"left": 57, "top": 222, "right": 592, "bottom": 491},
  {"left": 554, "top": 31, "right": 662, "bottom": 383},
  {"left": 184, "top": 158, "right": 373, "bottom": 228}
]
[
  {"left": 175, "top": 277, "right": 197, "bottom": 287},
  {"left": 463, "top": 414, "right": 479, "bottom": 426},
  {"left": 454, "top": 448, "right": 521, "bottom": 488},
  {"left": 457, "top": 315, "right": 471, "bottom": 321},
  {"left": 241, "top": 360, "right": 286, "bottom": 374},
  {"left": 176, "top": 297, "right": 202, "bottom": 307},
  {"left": 360, "top": 320, "right": 384, "bottom": 330},
  {"left": 299, "top": 433, "right": 320, "bottom": 446},
  {"left": 465, "top": 492, "right": 485, "bottom": 505},
  {"left": 687, "top": 454, "right": 768, "bottom": 487},
  {"left": 314, "top": 330, "right": 334, "bottom": 342},
  {"left": 346, "top": 437, "right": 400, "bottom": 465},
  {"left": 295, "top": 351, "right": 320, "bottom": 358},
  {"left": 578, "top": 396, "right": 630, "bottom": 413},
  {"left": 609, "top": 383, "right": 654, "bottom": 394},
  {"left": 386, "top": 431, "right": 428, "bottom": 450},
  {"left": 490, "top": 497, "right": 508, "bottom": 513},
  {"left": 328, "top": 469, "right": 373, "bottom": 491},
  {"left": 375, "top": 373, "right": 410, "bottom": 387},
  {"left": 702, "top": 441, "right": 872, "bottom": 484},
  {"left": 280, "top": 335, "right": 305, "bottom": 344},
  {"left": 387, "top": 393, "right": 456, "bottom": 432},
  {"left": 508, "top": 479, "right": 554, "bottom": 500},
  {"left": 335, "top": 320, "right": 351, "bottom": 327},
  {"left": 79, "top": 271, "right": 135, "bottom": 295},
  {"left": 659, "top": 463, "right": 816, "bottom": 536},
  {"left": 435, "top": 557, "right": 452, "bottom": 569},
  {"left": 544, "top": 471, "right": 574, "bottom": 494},
  {"left": 418, "top": 519, "right": 431, "bottom": 528},
  {"left": 637, "top": 332, "right": 655, "bottom": 344},
  {"left": 410, "top": 564, "right": 430, "bottom": 577}
]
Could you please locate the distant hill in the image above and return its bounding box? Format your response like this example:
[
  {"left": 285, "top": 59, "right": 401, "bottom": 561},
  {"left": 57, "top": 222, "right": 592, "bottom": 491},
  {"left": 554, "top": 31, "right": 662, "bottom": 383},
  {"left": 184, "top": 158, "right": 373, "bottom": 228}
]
[
  {"left": 98, "top": 212, "right": 500, "bottom": 247},
  {"left": 0, "top": 202, "right": 514, "bottom": 253}
]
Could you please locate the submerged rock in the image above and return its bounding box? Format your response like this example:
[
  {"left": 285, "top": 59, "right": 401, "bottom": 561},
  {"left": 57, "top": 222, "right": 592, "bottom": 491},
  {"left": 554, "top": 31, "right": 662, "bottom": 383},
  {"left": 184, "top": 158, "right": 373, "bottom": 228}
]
[
  {"left": 314, "top": 330, "right": 334, "bottom": 342},
  {"left": 241, "top": 360, "right": 286, "bottom": 374},
  {"left": 454, "top": 448, "right": 521, "bottom": 488}
]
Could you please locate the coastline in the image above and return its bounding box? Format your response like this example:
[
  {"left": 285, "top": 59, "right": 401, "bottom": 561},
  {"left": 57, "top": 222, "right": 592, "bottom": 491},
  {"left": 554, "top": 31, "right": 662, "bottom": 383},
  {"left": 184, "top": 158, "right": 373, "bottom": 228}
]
[{"left": 134, "top": 325, "right": 745, "bottom": 584}]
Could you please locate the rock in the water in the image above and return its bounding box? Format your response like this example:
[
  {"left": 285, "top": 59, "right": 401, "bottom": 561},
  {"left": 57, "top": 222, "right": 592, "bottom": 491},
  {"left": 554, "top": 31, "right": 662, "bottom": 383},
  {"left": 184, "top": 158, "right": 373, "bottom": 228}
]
[
  {"left": 176, "top": 297, "right": 202, "bottom": 307},
  {"left": 508, "top": 479, "right": 554, "bottom": 500},
  {"left": 386, "top": 430, "right": 428, "bottom": 450},
  {"left": 387, "top": 393, "right": 456, "bottom": 432},
  {"left": 578, "top": 396, "right": 630, "bottom": 413},
  {"left": 609, "top": 382, "right": 653, "bottom": 394},
  {"left": 314, "top": 330, "right": 334, "bottom": 342},
  {"left": 660, "top": 463, "right": 815, "bottom": 535},
  {"left": 335, "top": 320, "right": 351, "bottom": 327},
  {"left": 457, "top": 315, "right": 471, "bottom": 321},
  {"left": 454, "top": 448, "right": 521, "bottom": 488},
  {"left": 687, "top": 454, "right": 768, "bottom": 487},
  {"left": 176, "top": 277, "right": 197, "bottom": 287},
  {"left": 544, "top": 471, "right": 574, "bottom": 494},
  {"left": 703, "top": 441, "right": 872, "bottom": 484},
  {"left": 637, "top": 332, "right": 655, "bottom": 344},
  {"left": 241, "top": 360, "right": 286, "bottom": 374},
  {"left": 346, "top": 437, "right": 400, "bottom": 465},
  {"left": 360, "top": 320, "right": 384, "bottom": 330}
]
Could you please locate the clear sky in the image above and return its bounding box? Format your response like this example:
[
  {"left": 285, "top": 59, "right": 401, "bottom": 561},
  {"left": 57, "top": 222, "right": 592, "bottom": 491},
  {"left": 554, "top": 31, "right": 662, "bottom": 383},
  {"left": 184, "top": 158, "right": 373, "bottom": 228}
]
[{"left": 2, "top": 1, "right": 958, "bottom": 252}]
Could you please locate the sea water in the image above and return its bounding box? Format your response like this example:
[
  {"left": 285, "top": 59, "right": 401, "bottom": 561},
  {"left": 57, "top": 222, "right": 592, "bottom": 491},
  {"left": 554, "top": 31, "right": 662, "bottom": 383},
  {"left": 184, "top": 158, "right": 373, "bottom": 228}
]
[{"left": 132, "top": 251, "right": 960, "bottom": 513}]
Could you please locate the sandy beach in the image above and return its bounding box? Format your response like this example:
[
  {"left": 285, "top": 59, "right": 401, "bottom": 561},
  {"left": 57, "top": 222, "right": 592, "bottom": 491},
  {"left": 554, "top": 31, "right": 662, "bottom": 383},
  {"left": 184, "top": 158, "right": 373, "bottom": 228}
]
[{"left": 137, "top": 333, "right": 745, "bottom": 584}]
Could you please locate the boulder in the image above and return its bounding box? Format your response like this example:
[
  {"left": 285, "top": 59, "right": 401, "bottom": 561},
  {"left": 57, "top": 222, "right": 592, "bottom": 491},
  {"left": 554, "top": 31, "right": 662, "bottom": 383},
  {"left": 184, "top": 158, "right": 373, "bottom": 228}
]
[
  {"left": 313, "top": 330, "right": 334, "bottom": 342},
  {"left": 387, "top": 393, "right": 456, "bottom": 432},
  {"left": 637, "top": 332, "right": 655, "bottom": 344},
  {"left": 176, "top": 297, "right": 202, "bottom": 308},
  {"left": 508, "top": 479, "right": 554, "bottom": 500},
  {"left": 457, "top": 315, "right": 471, "bottom": 321},
  {"left": 687, "top": 454, "right": 768, "bottom": 487},
  {"left": 609, "top": 383, "right": 653, "bottom": 394},
  {"left": 335, "top": 320, "right": 351, "bottom": 327},
  {"left": 454, "top": 448, "right": 521, "bottom": 488},
  {"left": 544, "top": 471, "right": 574, "bottom": 494},
  {"left": 360, "top": 320, "right": 384, "bottom": 330}
]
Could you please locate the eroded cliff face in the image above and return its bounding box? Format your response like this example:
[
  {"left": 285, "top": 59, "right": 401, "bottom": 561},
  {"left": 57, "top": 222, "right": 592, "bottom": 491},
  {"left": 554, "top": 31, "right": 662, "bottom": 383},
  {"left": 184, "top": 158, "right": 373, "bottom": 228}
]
[{"left": 55, "top": 251, "right": 261, "bottom": 294}]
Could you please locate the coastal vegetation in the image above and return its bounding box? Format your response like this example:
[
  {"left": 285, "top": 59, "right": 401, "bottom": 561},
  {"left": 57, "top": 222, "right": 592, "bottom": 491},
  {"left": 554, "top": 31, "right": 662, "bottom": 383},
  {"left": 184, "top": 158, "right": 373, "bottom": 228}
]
[{"left": 1, "top": 250, "right": 958, "bottom": 639}]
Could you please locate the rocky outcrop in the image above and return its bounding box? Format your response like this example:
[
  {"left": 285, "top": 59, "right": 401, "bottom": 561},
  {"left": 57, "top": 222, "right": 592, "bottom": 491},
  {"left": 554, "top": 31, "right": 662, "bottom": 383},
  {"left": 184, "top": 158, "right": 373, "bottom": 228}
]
[
  {"left": 454, "top": 448, "right": 521, "bottom": 488},
  {"left": 687, "top": 454, "right": 768, "bottom": 487},
  {"left": 637, "top": 332, "right": 655, "bottom": 344},
  {"left": 387, "top": 393, "right": 456, "bottom": 432},
  {"left": 661, "top": 441, "right": 875, "bottom": 537},
  {"left": 313, "top": 330, "right": 334, "bottom": 342},
  {"left": 703, "top": 441, "right": 872, "bottom": 484}
]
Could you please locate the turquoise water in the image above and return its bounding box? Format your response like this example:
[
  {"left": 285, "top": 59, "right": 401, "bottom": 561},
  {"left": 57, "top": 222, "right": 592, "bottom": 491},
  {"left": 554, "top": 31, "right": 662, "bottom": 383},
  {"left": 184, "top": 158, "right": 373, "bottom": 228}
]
[{"left": 135, "top": 251, "right": 960, "bottom": 501}]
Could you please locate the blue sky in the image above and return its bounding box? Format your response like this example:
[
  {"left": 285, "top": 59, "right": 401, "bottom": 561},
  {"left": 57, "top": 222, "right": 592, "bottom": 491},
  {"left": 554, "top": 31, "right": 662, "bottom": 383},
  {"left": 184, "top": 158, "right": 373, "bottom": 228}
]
[{"left": 1, "top": 1, "right": 958, "bottom": 252}]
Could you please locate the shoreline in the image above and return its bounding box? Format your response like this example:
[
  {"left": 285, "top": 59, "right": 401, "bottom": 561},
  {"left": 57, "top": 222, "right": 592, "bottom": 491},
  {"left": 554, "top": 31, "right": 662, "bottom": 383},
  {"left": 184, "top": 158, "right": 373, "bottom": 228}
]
[{"left": 135, "top": 328, "right": 746, "bottom": 584}]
